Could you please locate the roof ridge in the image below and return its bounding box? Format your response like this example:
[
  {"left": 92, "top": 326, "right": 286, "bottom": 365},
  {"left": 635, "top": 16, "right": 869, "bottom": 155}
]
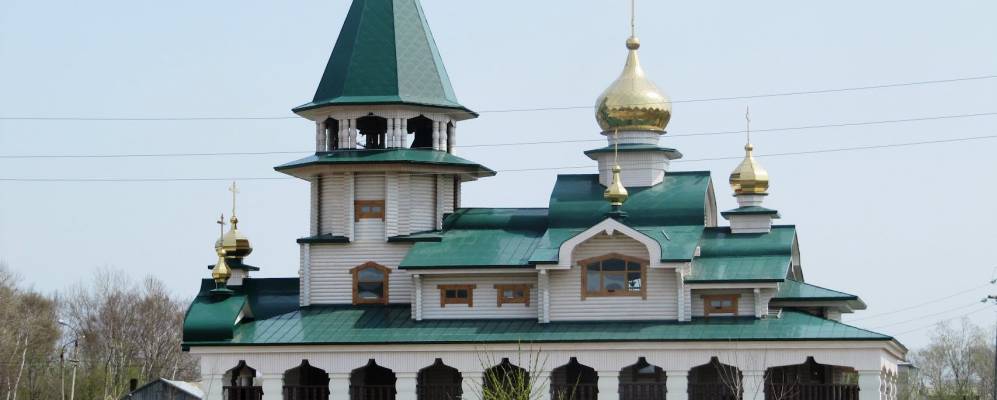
[{"left": 786, "top": 279, "right": 859, "bottom": 298}]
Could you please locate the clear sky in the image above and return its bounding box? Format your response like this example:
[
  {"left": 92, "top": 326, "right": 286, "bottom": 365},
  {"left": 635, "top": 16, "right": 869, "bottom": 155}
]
[{"left": 1, "top": 0, "right": 996, "bottom": 350}]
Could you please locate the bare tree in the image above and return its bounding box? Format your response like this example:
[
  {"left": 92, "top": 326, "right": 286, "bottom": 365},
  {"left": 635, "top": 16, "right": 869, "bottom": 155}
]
[{"left": 906, "top": 317, "right": 994, "bottom": 399}]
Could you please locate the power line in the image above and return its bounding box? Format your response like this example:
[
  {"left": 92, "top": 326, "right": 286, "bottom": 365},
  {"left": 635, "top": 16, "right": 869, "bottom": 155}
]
[
  {"left": 893, "top": 306, "right": 993, "bottom": 336},
  {"left": 1, "top": 73, "right": 995, "bottom": 121},
  {"left": 848, "top": 281, "right": 995, "bottom": 322},
  {"left": 867, "top": 301, "right": 988, "bottom": 330},
  {"left": 3, "top": 110, "right": 997, "bottom": 159},
  {"left": 1, "top": 133, "right": 995, "bottom": 182}
]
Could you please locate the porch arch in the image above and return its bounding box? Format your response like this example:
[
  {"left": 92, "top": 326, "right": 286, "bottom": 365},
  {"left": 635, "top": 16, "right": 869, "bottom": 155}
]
[
  {"left": 483, "top": 358, "right": 530, "bottom": 397},
  {"left": 283, "top": 360, "right": 330, "bottom": 400},
  {"left": 550, "top": 357, "right": 598, "bottom": 400},
  {"left": 764, "top": 357, "right": 858, "bottom": 400},
  {"left": 223, "top": 360, "right": 263, "bottom": 400},
  {"left": 417, "top": 359, "right": 462, "bottom": 400},
  {"left": 619, "top": 357, "right": 666, "bottom": 400},
  {"left": 351, "top": 359, "right": 397, "bottom": 400},
  {"left": 688, "top": 357, "right": 741, "bottom": 400}
]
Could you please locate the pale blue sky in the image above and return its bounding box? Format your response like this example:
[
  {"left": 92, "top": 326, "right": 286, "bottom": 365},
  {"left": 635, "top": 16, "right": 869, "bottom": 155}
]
[{"left": 1, "top": 1, "right": 996, "bottom": 349}]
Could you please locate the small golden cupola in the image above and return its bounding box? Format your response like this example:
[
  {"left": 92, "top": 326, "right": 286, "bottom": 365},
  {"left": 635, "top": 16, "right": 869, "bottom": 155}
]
[
  {"left": 728, "top": 142, "right": 770, "bottom": 196},
  {"left": 210, "top": 213, "right": 234, "bottom": 296},
  {"left": 220, "top": 182, "right": 253, "bottom": 259},
  {"left": 594, "top": 3, "right": 671, "bottom": 133},
  {"left": 722, "top": 108, "right": 780, "bottom": 234}
]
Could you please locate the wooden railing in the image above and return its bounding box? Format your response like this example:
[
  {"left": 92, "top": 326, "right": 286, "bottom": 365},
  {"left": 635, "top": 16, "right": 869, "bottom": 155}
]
[
  {"left": 688, "top": 383, "right": 740, "bottom": 400},
  {"left": 550, "top": 383, "right": 598, "bottom": 400},
  {"left": 351, "top": 384, "right": 397, "bottom": 400},
  {"left": 765, "top": 383, "right": 859, "bottom": 400},
  {"left": 619, "top": 383, "right": 667, "bottom": 400},
  {"left": 284, "top": 385, "right": 330, "bottom": 400},
  {"left": 417, "top": 383, "right": 462, "bottom": 400},
  {"left": 223, "top": 386, "right": 264, "bottom": 400}
]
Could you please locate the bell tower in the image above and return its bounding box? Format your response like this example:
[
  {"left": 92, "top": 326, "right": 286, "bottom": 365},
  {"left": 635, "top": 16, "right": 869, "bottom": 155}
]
[{"left": 277, "top": 0, "right": 494, "bottom": 306}]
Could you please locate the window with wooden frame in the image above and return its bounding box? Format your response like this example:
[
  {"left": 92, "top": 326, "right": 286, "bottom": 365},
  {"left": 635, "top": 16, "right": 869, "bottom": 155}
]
[
  {"left": 703, "top": 294, "right": 739, "bottom": 316},
  {"left": 354, "top": 200, "right": 385, "bottom": 221},
  {"left": 351, "top": 262, "right": 390, "bottom": 304},
  {"left": 580, "top": 253, "right": 648, "bottom": 299},
  {"left": 494, "top": 284, "right": 531, "bottom": 307},
  {"left": 438, "top": 284, "right": 476, "bottom": 307}
]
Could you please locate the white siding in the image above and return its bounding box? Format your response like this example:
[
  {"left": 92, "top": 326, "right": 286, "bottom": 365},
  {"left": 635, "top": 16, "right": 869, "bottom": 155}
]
[
  {"left": 439, "top": 175, "right": 455, "bottom": 217},
  {"left": 548, "top": 233, "right": 678, "bottom": 321},
  {"left": 308, "top": 243, "right": 413, "bottom": 304},
  {"left": 420, "top": 275, "right": 538, "bottom": 319},
  {"left": 319, "top": 173, "right": 350, "bottom": 237},
  {"left": 409, "top": 176, "right": 436, "bottom": 232},
  {"left": 309, "top": 177, "right": 319, "bottom": 236},
  {"left": 354, "top": 174, "right": 385, "bottom": 241},
  {"left": 396, "top": 174, "right": 411, "bottom": 235},
  {"left": 690, "top": 289, "right": 756, "bottom": 317},
  {"left": 385, "top": 173, "right": 399, "bottom": 238}
]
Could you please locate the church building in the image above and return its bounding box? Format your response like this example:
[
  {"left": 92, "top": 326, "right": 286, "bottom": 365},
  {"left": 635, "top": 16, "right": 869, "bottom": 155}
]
[{"left": 182, "top": 1, "right": 907, "bottom": 400}]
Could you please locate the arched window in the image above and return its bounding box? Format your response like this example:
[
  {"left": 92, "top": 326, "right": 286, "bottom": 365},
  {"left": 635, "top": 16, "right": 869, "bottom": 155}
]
[
  {"left": 619, "top": 357, "right": 666, "bottom": 400},
  {"left": 550, "top": 358, "right": 598, "bottom": 400},
  {"left": 578, "top": 253, "right": 647, "bottom": 299},
  {"left": 483, "top": 358, "right": 530, "bottom": 397},
  {"left": 351, "top": 360, "right": 396, "bottom": 400},
  {"left": 417, "top": 359, "right": 462, "bottom": 400},
  {"left": 351, "top": 262, "right": 390, "bottom": 304},
  {"left": 356, "top": 115, "right": 387, "bottom": 150},
  {"left": 407, "top": 116, "right": 434, "bottom": 149},
  {"left": 689, "top": 357, "right": 741, "bottom": 400}
]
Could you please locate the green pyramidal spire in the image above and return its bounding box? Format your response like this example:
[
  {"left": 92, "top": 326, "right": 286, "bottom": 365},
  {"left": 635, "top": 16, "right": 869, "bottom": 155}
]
[{"left": 294, "top": 0, "right": 473, "bottom": 115}]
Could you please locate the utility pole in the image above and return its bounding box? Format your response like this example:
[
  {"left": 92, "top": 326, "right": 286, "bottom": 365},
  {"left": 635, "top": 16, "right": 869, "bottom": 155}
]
[{"left": 985, "top": 295, "right": 997, "bottom": 400}]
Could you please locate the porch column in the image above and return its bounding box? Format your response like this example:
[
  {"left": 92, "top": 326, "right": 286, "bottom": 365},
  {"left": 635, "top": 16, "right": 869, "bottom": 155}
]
[
  {"left": 316, "top": 121, "right": 327, "bottom": 152},
  {"left": 858, "top": 370, "right": 884, "bottom": 400},
  {"left": 461, "top": 370, "right": 483, "bottom": 400},
  {"left": 534, "top": 370, "right": 551, "bottom": 400},
  {"left": 330, "top": 372, "right": 351, "bottom": 400},
  {"left": 665, "top": 371, "right": 688, "bottom": 400},
  {"left": 397, "top": 372, "right": 418, "bottom": 400},
  {"left": 597, "top": 370, "right": 619, "bottom": 400},
  {"left": 261, "top": 373, "right": 283, "bottom": 400},
  {"left": 741, "top": 370, "right": 765, "bottom": 400},
  {"left": 202, "top": 374, "right": 223, "bottom": 400},
  {"left": 398, "top": 118, "right": 408, "bottom": 147},
  {"left": 432, "top": 121, "right": 441, "bottom": 150},
  {"left": 447, "top": 123, "right": 456, "bottom": 154}
]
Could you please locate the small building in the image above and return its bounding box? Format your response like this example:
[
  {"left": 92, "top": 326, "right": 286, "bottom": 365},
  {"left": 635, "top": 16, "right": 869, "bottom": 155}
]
[{"left": 121, "top": 379, "right": 204, "bottom": 400}]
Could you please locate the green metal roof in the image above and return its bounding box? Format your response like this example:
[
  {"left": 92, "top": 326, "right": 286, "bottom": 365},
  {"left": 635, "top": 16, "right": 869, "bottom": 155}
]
[
  {"left": 293, "top": 0, "right": 471, "bottom": 114},
  {"left": 774, "top": 279, "right": 859, "bottom": 302},
  {"left": 183, "top": 306, "right": 892, "bottom": 346},
  {"left": 721, "top": 206, "right": 781, "bottom": 219},
  {"left": 400, "top": 209, "right": 548, "bottom": 268},
  {"left": 275, "top": 149, "right": 494, "bottom": 175},
  {"left": 296, "top": 234, "right": 351, "bottom": 244},
  {"left": 686, "top": 226, "right": 797, "bottom": 283},
  {"left": 583, "top": 144, "right": 683, "bottom": 160},
  {"left": 547, "top": 173, "right": 711, "bottom": 227},
  {"left": 183, "top": 279, "right": 300, "bottom": 343}
]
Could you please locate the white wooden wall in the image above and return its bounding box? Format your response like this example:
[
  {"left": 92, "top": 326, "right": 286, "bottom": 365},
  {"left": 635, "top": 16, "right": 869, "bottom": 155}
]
[
  {"left": 548, "top": 233, "right": 679, "bottom": 321},
  {"left": 420, "top": 275, "right": 538, "bottom": 319},
  {"left": 307, "top": 243, "right": 412, "bottom": 304},
  {"left": 408, "top": 175, "right": 436, "bottom": 233}
]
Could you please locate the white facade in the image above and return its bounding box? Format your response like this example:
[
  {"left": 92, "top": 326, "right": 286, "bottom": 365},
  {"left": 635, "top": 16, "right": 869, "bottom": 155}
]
[{"left": 193, "top": 341, "right": 905, "bottom": 400}]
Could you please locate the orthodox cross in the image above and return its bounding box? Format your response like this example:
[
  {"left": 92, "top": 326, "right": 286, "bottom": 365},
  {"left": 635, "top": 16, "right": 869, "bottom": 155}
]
[
  {"left": 228, "top": 181, "right": 240, "bottom": 217},
  {"left": 745, "top": 106, "right": 752, "bottom": 144},
  {"left": 630, "top": 0, "right": 637, "bottom": 38},
  {"left": 216, "top": 213, "right": 226, "bottom": 239}
]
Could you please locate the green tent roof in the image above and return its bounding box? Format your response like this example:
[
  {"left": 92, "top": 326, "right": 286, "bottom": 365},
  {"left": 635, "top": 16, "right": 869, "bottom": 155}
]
[
  {"left": 275, "top": 149, "right": 494, "bottom": 175},
  {"left": 293, "top": 0, "right": 471, "bottom": 114},
  {"left": 183, "top": 305, "right": 892, "bottom": 346}
]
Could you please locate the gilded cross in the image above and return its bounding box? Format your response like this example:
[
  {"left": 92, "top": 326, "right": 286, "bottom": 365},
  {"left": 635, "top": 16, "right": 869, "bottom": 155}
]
[
  {"left": 216, "top": 213, "right": 226, "bottom": 239},
  {"left": 228, "top": 181, "right": 240, "bottom": 217}
]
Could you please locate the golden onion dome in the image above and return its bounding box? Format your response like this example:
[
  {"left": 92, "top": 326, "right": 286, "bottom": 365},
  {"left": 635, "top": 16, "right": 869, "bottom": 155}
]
[
  {"left": 220, "top": 215, "right": 253, "bottom": 259},
  {"left": 211, "top": 247, "right": 232, "bottom": 284},
  {"left": 729, "top": 143, "right": 770, "bottom": 195},
  {"left": 595, "top": 36, "right": 672, "bottom": 133}
]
